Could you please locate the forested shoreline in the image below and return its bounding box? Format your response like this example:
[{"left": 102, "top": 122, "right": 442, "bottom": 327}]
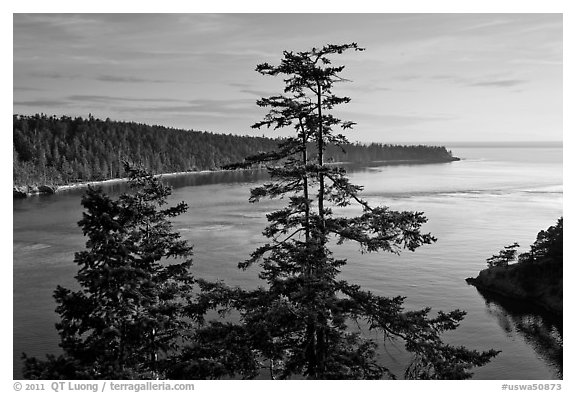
[
  {"left": 467, "top": 218, "right": 563, "bottom": 316},
  {"left": 13, "top": 114, "right": 458, "bottom": 192}
]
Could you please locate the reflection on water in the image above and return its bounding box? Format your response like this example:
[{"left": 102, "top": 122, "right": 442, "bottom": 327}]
[
  {"left": 164, "top": 169, "right": 269, "bottom": 189},
  {"left": 47, "top": 169, "right": 271, "bottom": 201},
  {"left": 473, "top": 288, "right": 563, "bottom": 378}
]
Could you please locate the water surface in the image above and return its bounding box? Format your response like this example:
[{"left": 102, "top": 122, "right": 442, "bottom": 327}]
[{"left": 13, "top": 146, "right": 563, "bottom": 379}]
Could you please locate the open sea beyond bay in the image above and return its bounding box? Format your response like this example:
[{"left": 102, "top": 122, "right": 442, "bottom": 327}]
[{"left": 12, "top": 145, "right": 563, "bottom": 379}]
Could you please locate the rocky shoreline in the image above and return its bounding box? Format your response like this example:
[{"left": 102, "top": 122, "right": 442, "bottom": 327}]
[
  {"left": 14, "top": 175, "right": 161, "bottom": 198},
  {"left": 13, "top": 184, "right": 59, "bottom": 198},
  {"left": 466, "top": 262, "right": 562, "bottom": 316},
  {"left": 467, "top": 218, "right": 562, "bottom": 317},
  {"left": 13, "top": 157, "right": 460, "bottom": 198}
]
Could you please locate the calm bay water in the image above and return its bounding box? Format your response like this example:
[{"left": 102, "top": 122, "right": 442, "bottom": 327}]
[{"left": 13, "top": 146, "right": 563, "bottom": 379}]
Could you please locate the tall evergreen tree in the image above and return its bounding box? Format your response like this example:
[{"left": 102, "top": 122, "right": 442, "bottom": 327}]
[
  {"left": 190, "top": 43, "right": 498, "bottom": 379},
  {"left": 22, "top": 164, "right": 196, "bottom": 379}
]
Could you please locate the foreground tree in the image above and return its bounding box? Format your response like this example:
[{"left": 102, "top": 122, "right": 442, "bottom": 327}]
[
  {"left": 23, "top": 164, "right": 196, "bottom": 379},
  {"left": 187, "top": 44, "right": 498, "bottom": 379}
]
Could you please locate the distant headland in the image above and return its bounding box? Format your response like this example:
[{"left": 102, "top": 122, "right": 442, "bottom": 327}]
[{"left": 13, "top": 114, "right": 459, "bottom": 197}]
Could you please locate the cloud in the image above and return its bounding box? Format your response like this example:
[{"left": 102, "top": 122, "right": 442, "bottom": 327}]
[
  {"left": 94, "top": 75, "right": 173, "bottom": 84},
  {"left": 65, "top": 95, "right": 253, "bottom": 111},
  {"left": 25, "top": 72, "right": 175, "bottom": 84},
  {"left": 392, "top": 73, "right": 529, "bottom": 89},
  {"left": 175, "top": 14, "right": 241, "bottom": 35},
  {"left": 68, "top": 95, "right": 186, "bottom": 103},
  {"left": 468, "top": 79, "right": 528, "bottom": 88},
  {"left": 341, "top": 111, "right": 457, "bottom": 128},
  {"left": 392, "top": 74, "right": 466, "bottom": 84},
  {"left": 457, "top": 18, "right": 514, "bottom": 32},
  {"left": 28, "top": 71, "right": 76, "bottom": 80},
  {"left": 345, "top": 84, "right": 392, "bottom": 93},
  {"left": 14, "top": 99, "right": 69, "bottom": 107},
  {"left": 110, "top": 98, "right": 256, "bottom": 118},
  {"left": 509, "top": 58, "right": 562, "bottom": 66},
  {"left": 13, "top": 86, "right": 45, "bottom": 92},
  {"left": 237, "top": 88, "right": 276, "bottom": 97},
  {"left": 393, "top": 75, "right": 422, "bottom": 82},
  {"left": 378, "top": 114, "right": 456, "bottom": 126}
]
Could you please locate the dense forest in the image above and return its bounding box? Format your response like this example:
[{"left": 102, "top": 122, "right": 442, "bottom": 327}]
[{"left": 13, "top": 114, "right": 457, "bottom": 187}]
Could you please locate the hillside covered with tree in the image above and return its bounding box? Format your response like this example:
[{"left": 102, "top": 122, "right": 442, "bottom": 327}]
[{"left": 13, "top": 114, "right": 457, "bottom": 188}]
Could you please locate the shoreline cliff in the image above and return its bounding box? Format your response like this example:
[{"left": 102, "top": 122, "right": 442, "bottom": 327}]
[
  {"left": 466, "top": 262, "right": 562, "bottom": 316},
  {"left": 466, "top": 218, "right": 563, "bottom": 317}
]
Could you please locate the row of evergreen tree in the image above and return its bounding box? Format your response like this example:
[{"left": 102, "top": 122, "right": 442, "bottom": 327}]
[{"left": 13, "top": 114, "right": 455, "bottom": 186}]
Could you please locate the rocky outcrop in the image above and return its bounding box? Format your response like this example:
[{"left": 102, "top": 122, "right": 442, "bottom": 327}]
[
  {"left": 466, "top": 260, "right": 562, "bottom": 316},
  {"left": 468, "top": 218, "right": 562, "bottom": 316},
  {"left": 38, "top": 185, "right": 58, "bottom": 194},
  {"left": 13, "top": 185, "right": 59, "bottom": 197}
]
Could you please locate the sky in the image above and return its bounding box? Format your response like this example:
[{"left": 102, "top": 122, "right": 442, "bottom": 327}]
[{"left": 13, "top": 13, "right": 563, "bottom": 143}]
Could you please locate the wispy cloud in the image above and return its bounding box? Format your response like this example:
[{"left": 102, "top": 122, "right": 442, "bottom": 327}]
[
  {"left": 13, "top": 86, "right": 45, "bottom": 92},
  {"left": 392, "top": 73, "right": 529, "bottom": 89},
  {"left": 342, "top": 111, "right": 457, "bottom": 127},
  {"left": 94, "top": 75, "right": 173, "bottom": 84},
  {"left": 377, "top": 114, "right": 456, "bottom": 125},
  {"left": 468, "top": 79, "right": 528, "bottom": 88},
  {"left": 14, "top": 99, "right": 69, "bottom": 107},
  {"left": 27, "top": 72, "right": 174, "bottom": 84},
  {"left": 457, "top": 18, "right": 514, "bottom": 32},
  {"left": 393, "top": 75, "right": 422, "bottom": 82},
  {"left": 392, "top": 74, "right": 466, "bottom": 84},
  {"left": 175, "top": 14, "right": 241, "bottom": 35},
  {"left": 345, "top": 84, "right": 393, "bottom": 93},
  {"left": 238, "top": 89, "right": 275, "bottom": 97},
  {"left": 28, "top": 71, "right": 76, "bottom": 80},
  {"left": 111, "top": 98, "right": 256, "bottom": 117},
  {"left": 68, "top": 95, "right": 186, "bottom": 103},
  {"left": 509, "top": 58, "right": 562, "bottom": 66},
  {"left": 229, "top": 82, "right": 276, "bottom": 98}
]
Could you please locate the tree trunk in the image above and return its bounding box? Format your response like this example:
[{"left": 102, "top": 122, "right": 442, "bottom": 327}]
[
  {"left": 316, "top": 82, "right": 325, "bottom": 232},
  {"left": 300, "top": 118, "right": 310, "bottom": 243}
]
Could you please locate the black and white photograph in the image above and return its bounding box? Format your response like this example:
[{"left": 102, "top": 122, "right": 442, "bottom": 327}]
[{"left": 11, "top": 9, "right": 565, "bottom": 388}]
